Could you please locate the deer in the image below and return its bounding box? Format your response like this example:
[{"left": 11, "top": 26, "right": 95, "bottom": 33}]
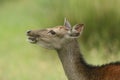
[{"left": 26, "top": 18, "right": 120, "bottom": 80}]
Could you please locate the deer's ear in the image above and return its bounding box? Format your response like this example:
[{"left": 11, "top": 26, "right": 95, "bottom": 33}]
[
  {"left": 64, "top": 18, "right": 71, "bottom": 29},
  {"left": 70, "top": 24, "right": 84, "bottom": 37}
]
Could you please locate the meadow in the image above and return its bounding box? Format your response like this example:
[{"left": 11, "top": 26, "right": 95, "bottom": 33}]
[{"left": 0, "top": 0, "right": 120, "bottom": 80}]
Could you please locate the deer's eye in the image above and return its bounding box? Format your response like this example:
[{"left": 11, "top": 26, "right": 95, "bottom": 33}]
[{"left": 49, "top": 30, "right": 56, "bottom": 35}]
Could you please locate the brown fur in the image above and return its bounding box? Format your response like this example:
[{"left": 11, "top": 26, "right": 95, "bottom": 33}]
[{"left": 95, "top": 64, "right": 120, "bottom": 80}]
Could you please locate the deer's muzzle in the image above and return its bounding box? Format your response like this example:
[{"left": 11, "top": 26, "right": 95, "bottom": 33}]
[{"left": 26, "top": 30, "right": 40, "bottom": 44}]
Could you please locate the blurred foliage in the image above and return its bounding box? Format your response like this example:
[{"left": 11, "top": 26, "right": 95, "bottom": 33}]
[
  {"left": 1, "top": 0, "right": 120, "bottom": 49},
  {"left": 0, "top": 0, "right": 120, "bottom": 80},
  {"left": 0, "top": 0, "right": 19, "bottom": 4}
]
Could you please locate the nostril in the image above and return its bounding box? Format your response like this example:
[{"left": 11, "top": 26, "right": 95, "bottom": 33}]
[{"left": 27, "top": 30, "right": 31, "bottom": 34}]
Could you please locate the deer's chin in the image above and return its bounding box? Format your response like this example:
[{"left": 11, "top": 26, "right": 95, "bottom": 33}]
[
  {"left": 28, "top": 39, "right": 37, "bottom": 44},
  {"left": 36, "top": 41, "right": 54, "bottom": 49}
]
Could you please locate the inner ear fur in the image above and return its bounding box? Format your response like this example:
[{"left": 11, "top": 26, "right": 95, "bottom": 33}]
[
  {"left": 72, "top": 24, "right": 84, "bottom": 33},
  {"left": 69, "top": 24, "right": 84, "bottom": 37}
]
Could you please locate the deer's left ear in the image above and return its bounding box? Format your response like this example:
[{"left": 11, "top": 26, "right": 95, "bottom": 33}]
[
  {"left": 70, "top": 24, "right": 84, "bottom": 37},
  {"left": 64, "top": 18, "right": 71, "bottom": 30}
]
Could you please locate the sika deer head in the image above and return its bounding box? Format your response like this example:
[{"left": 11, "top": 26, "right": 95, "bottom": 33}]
[{"left": 27, "top": 18, "right": 84, "bottom": 49}]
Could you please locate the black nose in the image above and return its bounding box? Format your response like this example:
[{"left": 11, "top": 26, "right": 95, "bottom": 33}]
[{"left": 27, "top": 30, "right": 31, "bottom": 34}]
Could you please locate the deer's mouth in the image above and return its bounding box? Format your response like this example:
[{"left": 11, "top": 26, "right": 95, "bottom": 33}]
[
  {"left": 26, "top": 30, "right": 40, "bottom": 44},
  {"left": 27, "top": 36, "right": 38, "bottom": 44}
]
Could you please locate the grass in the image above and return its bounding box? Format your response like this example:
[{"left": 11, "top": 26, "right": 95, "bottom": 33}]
[{"left": 0, "top": 0, "right": 120, "bottom": 80}]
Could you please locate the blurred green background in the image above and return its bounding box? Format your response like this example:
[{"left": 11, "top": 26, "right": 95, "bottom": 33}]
[{"left": 0, "top": 0, "right": 120, "bottom": 80}]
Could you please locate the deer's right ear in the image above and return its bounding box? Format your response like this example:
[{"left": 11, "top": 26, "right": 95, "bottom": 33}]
[
  {"left": 68, "top": 24, "right": 84, "bottom": 38},
  {"left": 64, "top": 18, "right": 71, "bottom": 29}
]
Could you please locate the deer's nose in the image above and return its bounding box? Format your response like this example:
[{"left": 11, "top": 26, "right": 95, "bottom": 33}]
[{"left": 27, "top": 30, "right": 31, "bottom": 34}]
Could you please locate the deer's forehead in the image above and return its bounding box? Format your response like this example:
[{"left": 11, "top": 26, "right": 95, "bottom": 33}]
[{"left": 47, "top": 26, "right": 68, "bottom": 32}]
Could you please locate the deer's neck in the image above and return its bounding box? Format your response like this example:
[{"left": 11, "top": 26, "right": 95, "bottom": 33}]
[{"left": 57, "top": 39, "right": 89, "bottom": 80}]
